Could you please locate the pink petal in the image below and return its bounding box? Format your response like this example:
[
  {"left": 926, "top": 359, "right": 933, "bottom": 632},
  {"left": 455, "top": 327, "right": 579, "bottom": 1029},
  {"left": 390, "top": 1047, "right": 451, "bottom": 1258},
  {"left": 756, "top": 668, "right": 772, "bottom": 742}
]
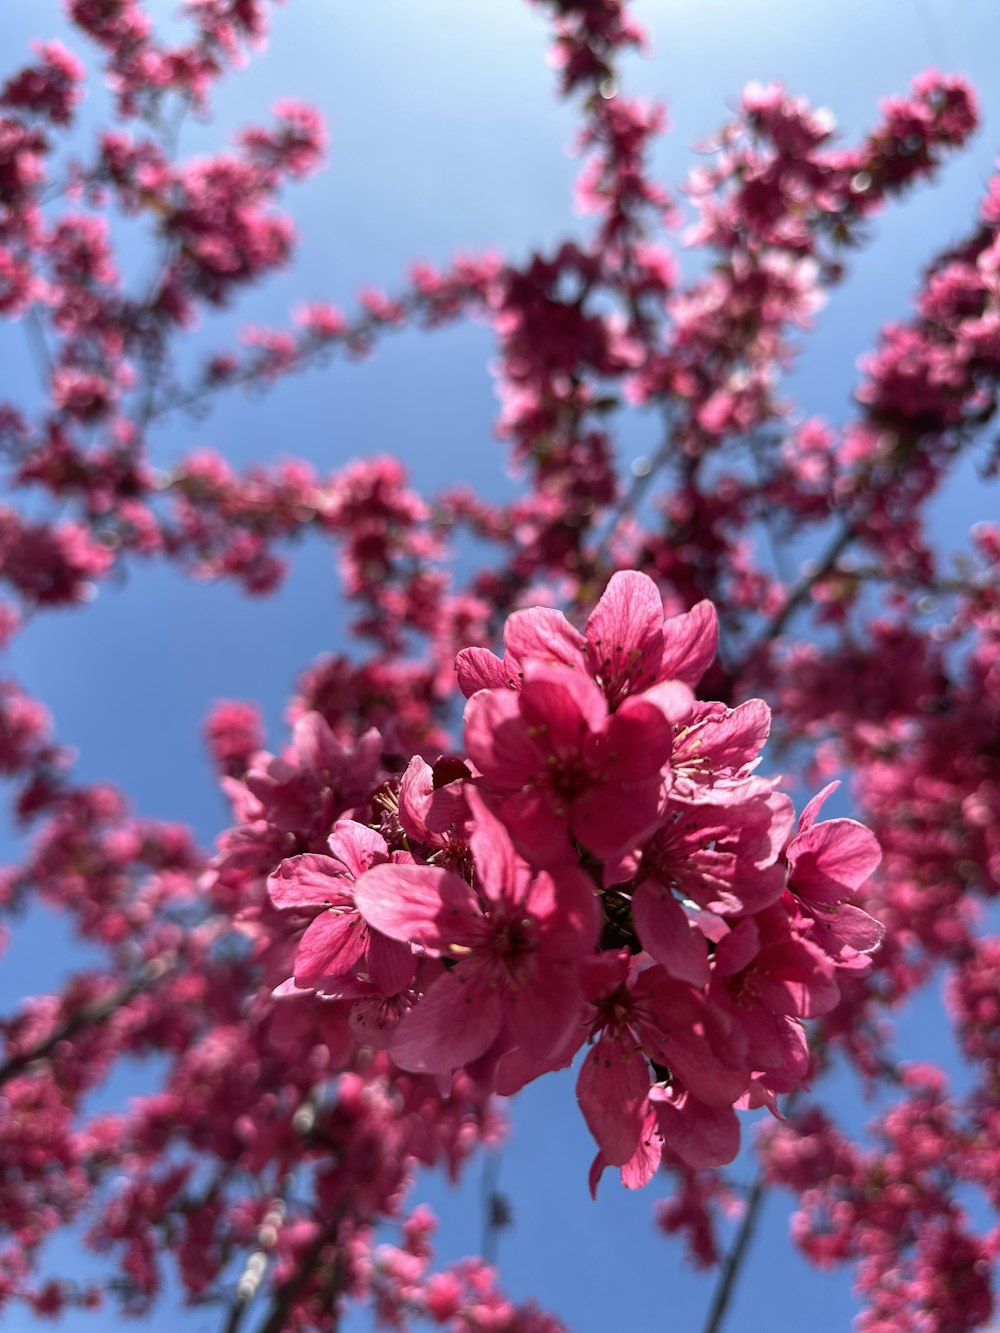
[
  {"left": 465, "top": 785, "right": 526, "bottom": 911},
  {"left": 494, "top": 1029, "right": 582, "bottom": 1096},
  {"left": 391, "top": 964, "right": 503, "bottom": 1073},
  {"left": 294, "top": 911, "right": 368, "bottom": 986},
  {"left": 620, "top": 1112, "right": 663, "bottom": 1189},
  {"left": 365, "top": 930, "right": 417, "bottom": 995},
  {"left": 705, "top": 698, "right": 771, "bottom": 768},
  {"left": 637, "top": 973, "right": 750, "bottom": 1105},
  {"left": 519, "top": 665, "right": 608, "bottom": 743},
  {"left": 503, "top": 607, "right": 585, "bottom": 678},
  {"left": 788, "top": 818, "right": 882, "bottom": 900},
  {"left": 354, "top": 863, "right": 482, "bottom": 951},
  {"left": 677, "top": 698, "right": 770, "bottom": 772},
  {"left": 507, "top": 960, "right": 584, "bottom": 1060},
  {"left": 813, "top": 902, "right": 885, "bottom": 953},
  {"left": 464, "top": 687, "right": 539, "bottom": 788},
  {"left": 397, "top": 756, "right": 436, "bottom": 840},
  {"left": 599, "top": 690, "right": 678, "bottom": 781},
  {"left": 584, "top": 571, "right": 664, "bottom": 701},
  {"left": 528, "top": 864, "right": 602, "bottom": 956},
  {"left": 632, "top": 678, "right": 696, "bottom": 725},
  {"left": 713, "top": 917, "right": 761, "bottom": 975},
  {"left": 499, "top": 787, "right": 572, "bottom": 867},
  {"left": 659, "top": 599, "right": 719, "bottom": 687},
  {"left": 652, "top": 1029, "right": 748, "bottom": 1108},
  {"left": 292, "top": 711, "right": 344, "bottom": 776},
  {"left": 349, "top": 994, "right": 406, "bottom": 1049},
  {"left": 753, "top": 939, "right": 840, "bottom": 1017},
  {"left": 326, "top": 820, "right": 388, "bottom": 880},
  {"left": 632, "top": 880, "right": 711, "bottom": 987},
  {"left": 399, "top": 755, "right": 469, "bottom": 842},
  {"left": 455, "top": 646, "right": 509, "bottom": 698},
  {"left": 654, "top": 1094, "right": 739, "bottom": 1168},
  {"left": 797, "top": 780, "right": 840, "bottom": 832},
  {"left": 268, "top": 854, "right": 353, "bottom": 910},
  {"left": 572, "top": 781, "right": 661, "bottom": 861},
  {"left": 577, "top": 1032, "right": 650, "bottom": 1166}
]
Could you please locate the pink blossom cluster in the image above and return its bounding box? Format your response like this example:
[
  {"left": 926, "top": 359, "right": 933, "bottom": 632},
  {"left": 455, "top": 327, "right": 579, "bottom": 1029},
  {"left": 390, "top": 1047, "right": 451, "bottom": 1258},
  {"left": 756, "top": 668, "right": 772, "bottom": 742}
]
[
  {"left": 264, "top": 572, "right": 882, "bottom": 1188},
  {"left": 760, "top": 1067, "right": 999, "bottom": 1331}
]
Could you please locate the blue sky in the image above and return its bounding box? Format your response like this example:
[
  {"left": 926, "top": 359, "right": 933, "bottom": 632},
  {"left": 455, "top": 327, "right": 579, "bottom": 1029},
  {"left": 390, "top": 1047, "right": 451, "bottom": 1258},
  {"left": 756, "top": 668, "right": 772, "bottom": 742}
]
[{"left": 2, "top": 0, "right": 999, "bottom": 1328}]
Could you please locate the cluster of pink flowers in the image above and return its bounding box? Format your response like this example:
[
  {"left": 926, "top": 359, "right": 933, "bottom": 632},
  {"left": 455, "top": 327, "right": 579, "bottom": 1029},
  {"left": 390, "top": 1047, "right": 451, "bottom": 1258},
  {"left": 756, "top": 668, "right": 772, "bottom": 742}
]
[
  {"left": 1, "top": 0, "right": 999, "bottom": 1327},
  {"left": 265, "top": 572, "right": 882, "bottom": 1187}
]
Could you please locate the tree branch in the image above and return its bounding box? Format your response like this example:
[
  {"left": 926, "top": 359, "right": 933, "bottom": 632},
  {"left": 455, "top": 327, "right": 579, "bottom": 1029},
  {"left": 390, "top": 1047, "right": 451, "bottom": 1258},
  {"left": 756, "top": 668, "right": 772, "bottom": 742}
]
[
  {"left": 0, "top": 951, "right": 175, "bottom": 1089},
  {"left": 700, "top": 1172, "right": 768, "bottom": 1333}
]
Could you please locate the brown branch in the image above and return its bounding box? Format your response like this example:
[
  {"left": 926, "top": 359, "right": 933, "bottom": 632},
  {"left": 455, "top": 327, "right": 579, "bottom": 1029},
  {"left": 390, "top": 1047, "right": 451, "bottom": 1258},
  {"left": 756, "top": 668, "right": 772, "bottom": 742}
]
[
  {"left": 0, "top": 951, "right": 175, "bottom": 1089},
  {"left": 590, "top": 407, "right": 677, "bottom": 566},
  {"left": 25, "top": 305, "right": 54, "bottom": 389},
  {"left": 480, "top": 1149, "right": 510, "bottom": 1269},
  {"left": 745, "top": 512, "right": 859, "bottom": 657}
]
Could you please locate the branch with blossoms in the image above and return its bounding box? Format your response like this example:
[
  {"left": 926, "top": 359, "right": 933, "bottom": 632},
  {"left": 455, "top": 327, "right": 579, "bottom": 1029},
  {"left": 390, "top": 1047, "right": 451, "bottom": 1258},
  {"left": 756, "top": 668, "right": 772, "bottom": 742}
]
[{"left": 2, "top": 0, "right": 1000, "bottom": 1328}]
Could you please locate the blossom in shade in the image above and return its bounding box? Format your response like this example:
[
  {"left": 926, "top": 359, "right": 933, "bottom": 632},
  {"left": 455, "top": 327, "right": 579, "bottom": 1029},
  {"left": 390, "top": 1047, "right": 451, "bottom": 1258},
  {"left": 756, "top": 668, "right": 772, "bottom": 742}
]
[{"left": 267, "top": 820, "right": 415, "bottom": 997}]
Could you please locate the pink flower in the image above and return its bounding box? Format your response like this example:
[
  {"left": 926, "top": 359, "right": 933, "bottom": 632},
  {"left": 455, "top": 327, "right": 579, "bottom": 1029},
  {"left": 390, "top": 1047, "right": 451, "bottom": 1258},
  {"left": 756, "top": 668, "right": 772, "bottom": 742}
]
[
  {"left": 455, "top": 570, "right": 717, "bottom": 710},
  {"left": 353, "top": 790, "right": 599, "bottom": 1074},
  {"left": 710, "top": 906, "right": 837, "bottom": 1082},
  {"left": 607, "top": 791, "right": 793, "bottom": 986},
  {"left": 584, "top": 572, "right": 718, "bottom": 706},
  {"left": 573, "top": 954, "right": 750, "bottom": 1168},
  {"left": 267, "top": 820, "right": 415, "bottom": 997},
  {"left": 670, "top": 698, "right": 774, "bottom": 803},
  {"left": 455, "top": 605, "right": 586, "bottom": 697},
  {"left": 465, "top": 664, "right": 692, "bottom": 865},
  {"left": 246, "top": 712, "right": 381, "bottom": 835},
  {"left": 786, "top": 780, "right": 884, "bottom": 962}
]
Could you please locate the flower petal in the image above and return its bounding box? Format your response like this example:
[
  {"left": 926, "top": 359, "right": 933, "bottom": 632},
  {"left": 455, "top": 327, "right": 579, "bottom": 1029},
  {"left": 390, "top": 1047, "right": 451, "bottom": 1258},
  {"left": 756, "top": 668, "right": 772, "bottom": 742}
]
[
  {"left": 354, "top": 863, "right": 481, "bottom": 951},
  {"left": 584, "top": 571, "right": 664, "bottom": 703},
  {"left": 519, "top": 665, "right": 608, "bottom": 743},
  {"left": 326, "top": 820, "right": 388, "bottom": 880},
  {"left": 503, "top": 607, "right": 585, "bottom": 678},
  {"left": 577, "top": 1032, "right": 650, "bottom": 1167},
  {"left": 391, "top": 965, "right": 503, "bottom": 1073},
  {"left": 788, "top": 818, "right": 882, "bottom": 901},
  {"left": 632, "top": 880, "right": 711, "bottom": 987},
  {"left": 455, "top": 646, "right": 509, "bottom": 698},
  {"left": 366, "top": 930, "right": 417, "bottom": 995},
  {"left": 507, "top": 959, "right": 585, "bottom": 1060},
  {"left": 294, "top": 911, "right": 368, "bottom": 986},
  {"left": 268, "top": 854, "right": 353, "bottom": 910},
  {"left": 464, "top": 687, "right": 539, "bottom": 788},
  {"left": 659, "top": 599, "right": 719, "bottom": 688}
]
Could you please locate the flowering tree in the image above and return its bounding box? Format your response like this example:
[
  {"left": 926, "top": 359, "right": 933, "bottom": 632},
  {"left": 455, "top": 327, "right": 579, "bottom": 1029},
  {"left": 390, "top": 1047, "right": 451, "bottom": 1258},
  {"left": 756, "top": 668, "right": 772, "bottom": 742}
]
[{"left": 1, "top": 1, "right": 998, "bottom": 1330}]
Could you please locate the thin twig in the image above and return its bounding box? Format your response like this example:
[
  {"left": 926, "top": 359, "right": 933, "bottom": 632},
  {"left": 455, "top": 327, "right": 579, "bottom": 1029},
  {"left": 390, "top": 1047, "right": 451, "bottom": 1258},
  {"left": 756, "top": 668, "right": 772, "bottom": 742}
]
[
  {"left": 591, "top": 407, "right": 676, "bottom": 564},
  {"left": 745, "top": 511, "right": 859, "bottom": 654},
  {"left": 25, "top": 306, "right": 54, "bottom": 388},
  {"left": 480, "top": 1150, "right": 510, "bottom": 1268},
  {"left": 701, "top": 1088, "right": 803, "bottom": 1333},
  {"left": 700, "top": 1173, "right": 768, "bottom": 1333}
]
